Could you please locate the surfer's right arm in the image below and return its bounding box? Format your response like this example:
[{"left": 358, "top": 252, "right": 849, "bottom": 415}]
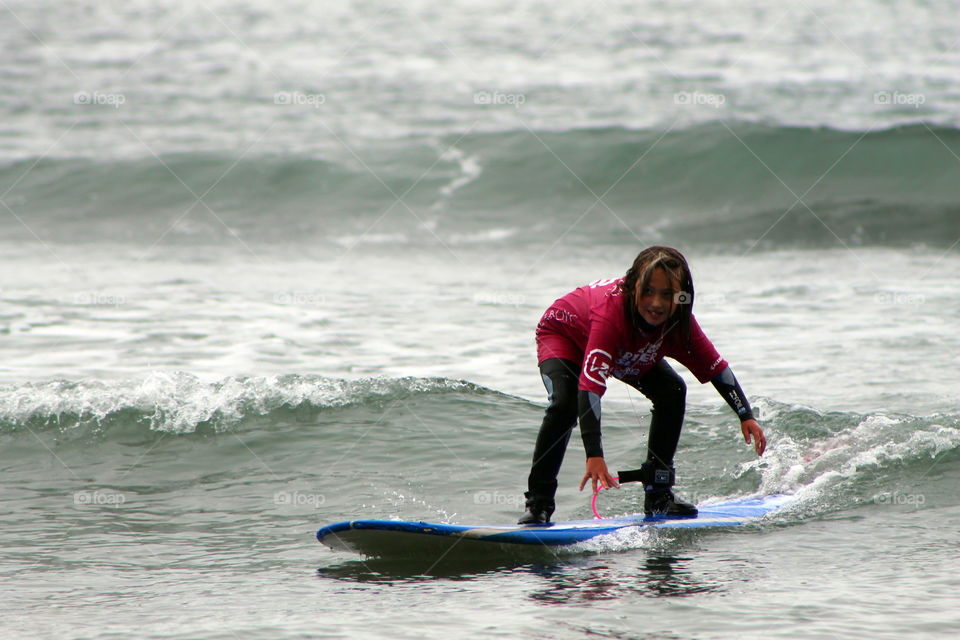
[
  {"left": 577, "top": 323, "right": 621, "bottom": 493},
  {"left": 577, "top": 388, "right": 620, "bottom": 493}
]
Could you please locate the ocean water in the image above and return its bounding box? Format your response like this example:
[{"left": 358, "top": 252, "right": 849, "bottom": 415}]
[{"left": 2, "top": 1, "right": 959, "bottom": 638}]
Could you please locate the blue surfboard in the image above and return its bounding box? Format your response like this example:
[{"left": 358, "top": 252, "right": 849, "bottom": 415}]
[{"left": 317, "top": 494, "right": 794, "bottom": 557}]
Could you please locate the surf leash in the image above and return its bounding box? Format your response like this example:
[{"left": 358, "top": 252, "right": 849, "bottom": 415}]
[
  {"left": 592, "top": 468, "right": 648, "bottom": 518},
  {"left": 591, "top": 476, "right": 619, "bottom": 519}
]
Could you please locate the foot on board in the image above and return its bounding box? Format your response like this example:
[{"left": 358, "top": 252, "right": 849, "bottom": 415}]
[
  {"left": 644, "top": 489, "right": 698, "bottom": 517},
  {"left": 518, "top": 492, "right": 555, "bottom": 525}
]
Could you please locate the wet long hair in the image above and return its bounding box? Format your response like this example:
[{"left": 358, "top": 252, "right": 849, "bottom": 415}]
[{"left": 618, "top": 246, "right": 695, "bottom": 347}]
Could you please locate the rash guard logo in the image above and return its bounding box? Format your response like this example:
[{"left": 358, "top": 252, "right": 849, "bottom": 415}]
[{"left": 583, "top": 349, "right": 612, "bottom": 387}]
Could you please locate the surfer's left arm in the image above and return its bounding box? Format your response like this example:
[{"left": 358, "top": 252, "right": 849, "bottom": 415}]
[
  {"left": 710, "top": 366, "right": 766, "bottom": 456},
  {"left": 674, "top": 317, "right": 766, "bottom": 456}
]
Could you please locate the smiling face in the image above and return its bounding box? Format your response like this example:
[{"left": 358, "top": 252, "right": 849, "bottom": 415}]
[{"left": 635, "top": 267, "right": 679, "bottom": 327}]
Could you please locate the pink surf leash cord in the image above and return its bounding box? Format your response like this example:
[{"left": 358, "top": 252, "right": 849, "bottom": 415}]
[{"left": 591, "top": 476, "right": 620, "bottom": 519}]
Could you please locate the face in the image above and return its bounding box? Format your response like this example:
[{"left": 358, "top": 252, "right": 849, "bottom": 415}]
[{"left": 636, "top": 267, "right": 679, "bottom": 327}]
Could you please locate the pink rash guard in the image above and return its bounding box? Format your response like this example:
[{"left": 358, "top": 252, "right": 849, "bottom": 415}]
[{"left": 535, "top": 277, "right": 728, "bottom": 395}]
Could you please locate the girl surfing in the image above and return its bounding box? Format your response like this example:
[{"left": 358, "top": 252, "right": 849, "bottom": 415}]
[{"left": 519, "top": 246, "right": 766, "bottom": 524}]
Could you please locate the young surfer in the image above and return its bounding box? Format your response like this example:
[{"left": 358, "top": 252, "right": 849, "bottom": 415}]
[{"left": 519, "top": 246, "right": 766, "bottom": 524}]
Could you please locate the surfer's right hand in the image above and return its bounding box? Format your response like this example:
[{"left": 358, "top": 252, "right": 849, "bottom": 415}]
[{"left": 580, "top": 456, "right": 620, "bottom": 494}]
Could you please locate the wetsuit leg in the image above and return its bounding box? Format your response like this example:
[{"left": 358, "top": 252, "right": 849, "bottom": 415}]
[
  {"left": 625, "top": 359, "right": 687, "bottom": 467},
  {"left": 526, "top": 357, "right": 580, "bottom": 501}
]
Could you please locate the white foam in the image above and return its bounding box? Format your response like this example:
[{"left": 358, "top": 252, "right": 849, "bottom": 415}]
[
  {"left": 0, "top": 373, "right": 476, "bottom": 434},
  {"left": 743, "top": 412, "right": 960, "bottom": 510}
]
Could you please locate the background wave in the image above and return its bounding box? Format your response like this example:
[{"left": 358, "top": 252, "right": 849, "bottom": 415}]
[{"left": 3, "top": 122, "right": 957, "bottom": 249}]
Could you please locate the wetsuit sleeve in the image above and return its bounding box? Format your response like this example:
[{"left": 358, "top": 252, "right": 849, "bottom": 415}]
[
  {"left": 578, "top": 390, "right": 603, "bottom": 458},
  {"left": 577, "top": 317, "right": 618, "bottom": 457},
  {"left": 710, "top": 366, "right": 755, "bottom": 421}
]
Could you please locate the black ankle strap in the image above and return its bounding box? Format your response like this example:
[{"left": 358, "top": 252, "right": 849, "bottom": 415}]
[{"left": 617, "top": 462, "right": 675, "bottom": 487}]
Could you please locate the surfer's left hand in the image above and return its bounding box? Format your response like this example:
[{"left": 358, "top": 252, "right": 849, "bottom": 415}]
[{"left": 741, "top": 419, "right": 766, "bottom": 456}]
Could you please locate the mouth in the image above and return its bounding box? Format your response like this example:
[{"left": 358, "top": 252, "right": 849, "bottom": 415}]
[{"left": 643, "top": 308, "right": 666, "bottom": 322}]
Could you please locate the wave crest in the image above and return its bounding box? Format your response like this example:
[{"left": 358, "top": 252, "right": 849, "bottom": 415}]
[{"left": 0, "top": 373, "right": 485, "bottom": 436}]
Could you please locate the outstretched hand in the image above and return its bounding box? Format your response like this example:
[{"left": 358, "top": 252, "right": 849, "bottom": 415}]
[
  {"left": 579, "top": 456, "right": 620, "bottom": 494},
  {"left": 741, "top": 418, "right": 766, "bottom": 456}
]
